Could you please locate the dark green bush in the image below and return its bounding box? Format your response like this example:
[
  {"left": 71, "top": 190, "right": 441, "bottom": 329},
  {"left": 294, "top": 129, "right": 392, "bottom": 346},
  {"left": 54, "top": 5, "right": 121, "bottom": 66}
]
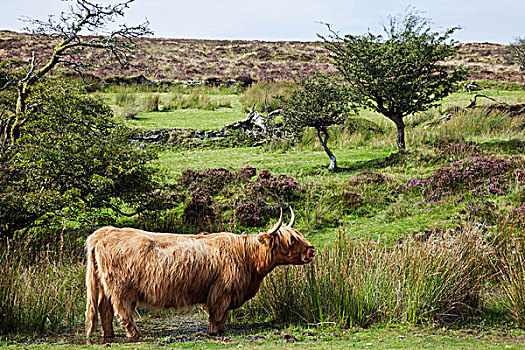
[{"left": 0, "top": 78, "right": 160, "bottom": 237}]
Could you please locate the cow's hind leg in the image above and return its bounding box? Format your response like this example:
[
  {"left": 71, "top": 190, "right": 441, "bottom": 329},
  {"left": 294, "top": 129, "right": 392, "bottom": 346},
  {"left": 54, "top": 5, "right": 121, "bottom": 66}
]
[
  {"left": 98, "top": 291, "right": 114, "bottom": 338},
  {"left": 112, "top": 297, "right": 140, "bottom": 338}
]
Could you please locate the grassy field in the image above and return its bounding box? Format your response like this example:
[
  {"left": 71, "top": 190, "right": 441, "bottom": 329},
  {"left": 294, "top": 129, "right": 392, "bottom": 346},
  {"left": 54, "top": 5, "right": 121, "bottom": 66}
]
[
  {"left": 3, "top": 81, "right": 525, "bottom": 349},
  {"left": 96, "top": 85, "right": 525, "bottom": 131},
  {"left": 4, "top": 324, "right": 525, "bottom": 349}
]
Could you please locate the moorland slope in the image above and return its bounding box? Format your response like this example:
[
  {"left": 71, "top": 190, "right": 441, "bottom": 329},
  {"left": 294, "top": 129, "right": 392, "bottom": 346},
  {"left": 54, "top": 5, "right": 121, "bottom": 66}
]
[{"left": 1, "top": 30, "right": 523, "bottom": 83}]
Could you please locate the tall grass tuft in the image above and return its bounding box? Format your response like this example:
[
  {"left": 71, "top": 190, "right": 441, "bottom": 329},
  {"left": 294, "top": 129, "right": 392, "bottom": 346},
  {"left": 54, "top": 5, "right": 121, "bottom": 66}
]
[
  {"left": 0, "top": 240, "right": 85, "bottom": 335},
  {"left": 114, "top": 92, "right": 137, "bottom": 107},
  {"left": 238, "top": 226, "right": 487, "bottom": 327},
  {"left": 410, "top": 107, "right": 525, "bottom": 148},
  {"left": 499, "top": 237, "right": 525, "bottom": 326},
  {"left": 140, "top": 94, "right": 160, "bottom": 112},
  {"left": 239, "top": 81, "right": 293, "bottom": 113}
]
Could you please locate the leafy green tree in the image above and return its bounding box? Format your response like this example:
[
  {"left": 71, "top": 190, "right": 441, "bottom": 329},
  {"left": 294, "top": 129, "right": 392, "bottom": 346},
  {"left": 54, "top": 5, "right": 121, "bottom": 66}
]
[
  {"left": 0, "top": 78, "right": 159, "bottom": 237},
  {"left": 322, "top": 11, "right": 466, "bottom": 152},
  {"left": 281, "top": 75, "right": 352, "bottom": 171}
]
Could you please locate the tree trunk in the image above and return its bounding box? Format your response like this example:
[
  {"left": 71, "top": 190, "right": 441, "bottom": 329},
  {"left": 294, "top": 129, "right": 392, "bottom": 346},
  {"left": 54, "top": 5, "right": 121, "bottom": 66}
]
[
  {"left": 392, "top": 117, "right": 406, "bottom": 152},
  {"left": 317, "top": 127, "right": 337, "bottom": 171}
]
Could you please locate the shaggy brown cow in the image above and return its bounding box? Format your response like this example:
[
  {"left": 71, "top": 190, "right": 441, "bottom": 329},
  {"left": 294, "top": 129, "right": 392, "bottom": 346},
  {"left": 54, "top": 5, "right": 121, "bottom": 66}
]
[{"left": 85, "top": 208, "right": 315, "bottom": 338}]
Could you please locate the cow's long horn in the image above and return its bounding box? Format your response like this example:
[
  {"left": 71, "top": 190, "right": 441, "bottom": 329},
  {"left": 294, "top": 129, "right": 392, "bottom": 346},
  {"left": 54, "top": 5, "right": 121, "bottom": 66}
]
[
  {"left": 288, "top": 206, "right": 295, "bottom": 227},
  {"left": 268, "top": 207, "right": 283, "bottom": 235}
]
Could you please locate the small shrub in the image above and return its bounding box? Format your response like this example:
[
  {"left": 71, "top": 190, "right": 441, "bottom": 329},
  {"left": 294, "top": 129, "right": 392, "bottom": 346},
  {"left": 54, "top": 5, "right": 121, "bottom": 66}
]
[
  {"left": 174, "top": 167, "right": 303, "bottom": 230},
  {"left": 436, "top": 143, "right": 485, "bottom": 162},
  {"left": 180, "top": 168, "right": 233, "bottom": 195},
  {"left": 182, "top": 187, "right": 216, "bottom": 230},
  {"left": 236, "top": 200, "right": 265, "bottom": 227},
  {"left": 407, "top": 156, "right": 514, "bottom": 201},
  {"left": 466, "top": 200, "right": 498, "bottom": 225},
  {"left": 246, "top": 170, "right": 303, "bottom": 202},
  {"left": 236, "top": 166, "right": 257, "bottom": 181},
  {"left": 348, "top": 171, "right": 387, "bottom": 186}
]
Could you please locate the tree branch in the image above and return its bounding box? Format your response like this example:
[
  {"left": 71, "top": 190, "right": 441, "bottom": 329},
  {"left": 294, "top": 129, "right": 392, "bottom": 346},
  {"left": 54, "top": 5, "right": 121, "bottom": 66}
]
[{"left": 467, "top": 94, "right": 507, "bottom": 108}]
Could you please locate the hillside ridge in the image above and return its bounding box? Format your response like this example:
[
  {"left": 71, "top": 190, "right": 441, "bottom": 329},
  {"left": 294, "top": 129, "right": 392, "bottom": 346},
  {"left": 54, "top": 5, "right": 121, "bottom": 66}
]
[{"left": 0, "top": 30, "right": 523, "bottom": 83}]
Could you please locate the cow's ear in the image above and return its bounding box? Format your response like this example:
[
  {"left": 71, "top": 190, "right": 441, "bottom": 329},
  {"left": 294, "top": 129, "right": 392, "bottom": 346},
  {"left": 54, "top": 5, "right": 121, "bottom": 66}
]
[{"left": 257, "top": 233, "right": 274, "bottom": 246}]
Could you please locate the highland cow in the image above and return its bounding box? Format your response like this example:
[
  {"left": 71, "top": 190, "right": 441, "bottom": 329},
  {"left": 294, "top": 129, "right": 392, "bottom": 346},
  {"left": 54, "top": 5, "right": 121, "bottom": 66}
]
[{"left": 85, "top": 208, "right": 315, "bottom": 338}]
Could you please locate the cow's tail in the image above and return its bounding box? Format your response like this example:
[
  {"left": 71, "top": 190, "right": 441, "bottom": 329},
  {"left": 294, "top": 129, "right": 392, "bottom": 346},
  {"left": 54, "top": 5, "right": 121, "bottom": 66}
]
[{"left": 85, "top": 231, "right": 100, "bottom": 337}]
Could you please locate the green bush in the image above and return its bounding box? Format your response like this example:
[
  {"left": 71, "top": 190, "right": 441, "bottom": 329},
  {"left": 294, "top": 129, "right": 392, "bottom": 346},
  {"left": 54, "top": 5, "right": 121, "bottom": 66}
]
[{"left": 0, "top": 78, "right": 160, "bottom": 237}]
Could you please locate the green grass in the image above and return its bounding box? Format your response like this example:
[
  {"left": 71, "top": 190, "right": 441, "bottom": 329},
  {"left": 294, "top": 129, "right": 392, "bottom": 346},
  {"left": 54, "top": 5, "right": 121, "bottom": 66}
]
[
  {"left": 3, "top": 324, "right": 525, "bottom": 349},
  {"left": 97, "top": 88, "right": 245, "bottom": 129},
  {"left": 158, "top": 146, "right": 393, "bottom": 183}
]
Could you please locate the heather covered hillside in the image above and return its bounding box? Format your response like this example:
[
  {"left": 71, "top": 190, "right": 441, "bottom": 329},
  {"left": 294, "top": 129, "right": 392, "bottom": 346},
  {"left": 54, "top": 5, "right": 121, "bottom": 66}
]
[{"left": 1, "top": 30, "right": 523, "bottom": 83}]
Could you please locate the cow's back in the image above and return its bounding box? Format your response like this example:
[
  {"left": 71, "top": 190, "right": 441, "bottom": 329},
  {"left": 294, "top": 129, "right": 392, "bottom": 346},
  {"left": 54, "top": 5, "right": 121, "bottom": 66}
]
[{"left": 88, "top": 227, "right": 236, "bottom": 309}]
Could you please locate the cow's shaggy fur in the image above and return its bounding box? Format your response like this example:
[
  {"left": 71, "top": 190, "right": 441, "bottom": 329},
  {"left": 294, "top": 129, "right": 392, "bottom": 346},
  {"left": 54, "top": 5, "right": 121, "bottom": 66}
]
[{"left": 85, "top": 219, "right": 315, "bottom": 338}]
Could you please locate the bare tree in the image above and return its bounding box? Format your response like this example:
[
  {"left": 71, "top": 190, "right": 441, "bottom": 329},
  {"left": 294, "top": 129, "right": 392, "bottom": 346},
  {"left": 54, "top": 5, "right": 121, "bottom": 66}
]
[
  {"left": 509, "top": 37, "right": 525, "bottom": 69},
  {"left": 1, "top": 0, "right": 152, "bottom": 145}
]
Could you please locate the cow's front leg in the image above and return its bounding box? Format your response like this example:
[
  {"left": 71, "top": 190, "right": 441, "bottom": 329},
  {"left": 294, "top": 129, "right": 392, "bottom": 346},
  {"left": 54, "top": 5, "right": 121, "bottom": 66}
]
[
  {"left": 206, "top": 296, "right": 230, "bottom": 336},
  {"left": 208, "top": 310, "right": 226, "bottom": 336},
  {"left": 217, "top": 310, "right": 230, "bottom": 335}
]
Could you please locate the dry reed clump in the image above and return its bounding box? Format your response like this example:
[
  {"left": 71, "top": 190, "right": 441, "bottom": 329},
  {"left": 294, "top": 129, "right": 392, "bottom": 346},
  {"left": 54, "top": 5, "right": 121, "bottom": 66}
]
[
  {"left": 239, "top": 82, "right": 293, "bottom": 113},
  {"left": 240, "top": 225, "right": 489, "bottom": 328},
  {"left": 410, "top": 107, "right": 525, "bottom": 148},
  {"left": 0, "top": 241, "right": 85, "bottom": 335},
  {"left": 499, "top": 237, "right": 525, "bottom": 326},
  {"left": 139, "top": 94, "right": 160, "bottom": 112}
]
